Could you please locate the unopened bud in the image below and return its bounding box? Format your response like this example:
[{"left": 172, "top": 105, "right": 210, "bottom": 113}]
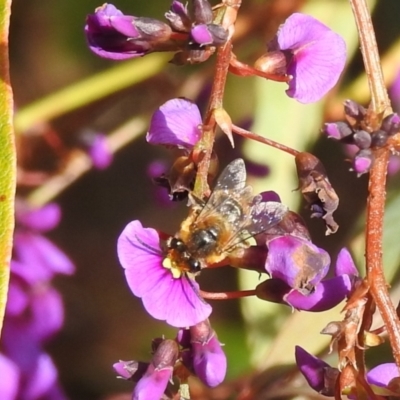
[
  {"left": 191, "top": 23, "right": 228, "bottom": 46},
  {"left": 371, "top": 129, "right": 388, "bottom": 147},
  {"left": 190, "top": 321, "right": 227, "bottom": 387},
  {"left": 134, "top": 17, "right": 172, "bottom": 41},
  {"left": 323, "top": 122, "right": 353, "bottom": 141},
  {"left": 381, "top": 113, "right": 400, "bottom": 136},
  {"left": 192, "top": 0, "right": 213, "bottom": 24},
  {"left": 353, "top": 149, "right": 374, "bottom": 176},
  {"left": 295, "top": 346, "right": 339, "bottom": 396},
  {"left": 353, "top": 130, "right": 371, "bottom": 149},
  {"left": 344, "top": 99, "right": 366, "bottom": 124},
  {"left": 151, "top": 339, "right": 179, "bottom": 370},
  {"left": 254, "top": 51, "right": 290, "bottom": 76},
  {"left": 165, "top": 1, "right": 191, "bottom": 32}
]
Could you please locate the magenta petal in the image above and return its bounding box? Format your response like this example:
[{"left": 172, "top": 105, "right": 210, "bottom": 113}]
[
  {"left": 147, "top": 98, "right": 202, "bottom": 149},
  {"left": 335, "top": 248, "right": 358, "bottom": 277},
  {"left": 0, "top": 354, "right": 20, "bottom": 400},
  {"left": 117, "top": 220, "right": 212, "bottom": 327},
  {"left": 24, "top": 353, "right": 58, "bottom": 400},
  {"left": 29, "top": 287, "right": 64, "bottom": 340},
  {"left": 14, "top": 233, "right": 75, "bottom": 278},
  {"left": 133, "top": 364, "right": 172, "bottom": 400},
  {"left": 367, "top": 363, "right": 399, "bottom": 387},
  {"left": 295, "top": 346, "right": 330, "bottom": 393},
  {"left": 265, "top": 236, "right": 330, "bottom": 291},
  {"left": 192, "top": 336, "right": 227, "bottom": 387},
  {"left": 16, "top": 203, "right": 61, "bottom": 232},
  {"left": 6, "top": 271, "right": 29, "bottom": 316},
  {"left": 88, "top": 134, "right": 113, "bottom": 169},
  {"left": 276, "top": 13, "right": 346, "bottom": 103},
  {"left": 285, "top": 275, "right": 352, "bottom": 311}
]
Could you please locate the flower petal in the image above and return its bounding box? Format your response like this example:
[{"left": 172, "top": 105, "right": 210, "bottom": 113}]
[
  {"left": 265, "top": 235, "right": 330, "bottom": 292},
  {"left": 285, "top": 275, "right": 352, "bottom": 311},
  {"left": 117, "top": 220, "right": 212, "bottom": 327},
  {"left": 147, "top": 98, "right": 202, "bottom": 149},
  {"left": 335, "top": 248, "right": 358, "bottom": 277},
  {"left": 0, "top": 354, "right": 20, "bottom": 400},
  {"left": 367, "top": 363, "right": 399, "bottom": 387},
  {"left": 276, "top": 13, "right": 346, "bottom": 103}
]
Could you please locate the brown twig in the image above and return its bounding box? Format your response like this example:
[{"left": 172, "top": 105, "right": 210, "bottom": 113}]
[
  {"left": 232, "top": 124, "right": 299, "bottom": 156},
  {"left": 192, "top": 1, "right": 242, "bottom": 197},
  {"left": 349, "top": 0, "right": 400, "bottom": 367}
]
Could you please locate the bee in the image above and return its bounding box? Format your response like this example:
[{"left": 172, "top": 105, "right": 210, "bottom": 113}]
[{"left": 163, "top": 158, "right": 289, "bottom": 277}]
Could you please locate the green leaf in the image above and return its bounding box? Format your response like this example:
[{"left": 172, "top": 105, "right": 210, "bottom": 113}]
[{"left": 0, "top": 0, "right": 16, "bottom": 336}]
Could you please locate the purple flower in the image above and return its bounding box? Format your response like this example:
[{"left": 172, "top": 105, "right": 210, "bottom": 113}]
[
  {"left": 295, "top": 346, "right": 338, "bottom": 396},
  {"left": 257, "top": 247, "right": 357, "bottom": 311},
  {"left": 270, "top": 13, "right": 346, "bottom": 103},
  {"left": 87, "top": 133, "right": 113, "bottom": 169},
  {"left": 367, "top": 363, "right": 399, "bottom": 389},
  {"left": 265, "top": 235, "right": 331, "bottom": 294},
  {"left": 189, "top": 321, "right": 227, "bottom": 387},
  {"left": 0, "top": 354, "right": 19, "bottom": 400},
  {"left": 132, "top": 339, "right": 179, "bottom": 400},
  {"left": 85, "top": 4, "right": 173, "bottom": 60},
  {"left": 16, "top": 202, "right": 61, "bottom": 232},
  {"left": 147, "top": 98, "right": 202, "bottom": 149},
  {"left": 117, "top": 220, "right": 212, "bottom": 327}
]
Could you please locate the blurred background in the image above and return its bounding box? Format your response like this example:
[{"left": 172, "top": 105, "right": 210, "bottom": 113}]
[{"left": 8, "top": 0, "right": 400, "bottom": 399}]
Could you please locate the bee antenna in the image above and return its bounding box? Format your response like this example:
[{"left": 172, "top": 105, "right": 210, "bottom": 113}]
[
  {"left": 184, "top": 274, "right": 208, "bottom": 305},
  {"left": 127, "top": 235, "right": 163, "bottom": 256}
]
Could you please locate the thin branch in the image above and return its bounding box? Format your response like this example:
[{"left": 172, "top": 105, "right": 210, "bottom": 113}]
[{"left": 349, "top": 0, "right": 400, "bottom": 367}]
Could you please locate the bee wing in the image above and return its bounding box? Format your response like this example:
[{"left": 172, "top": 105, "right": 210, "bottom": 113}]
[
  {"left": 220, "top": 201, "right": 289, "bottom": 253},
  {"left": 213, "top": 159, "right": 247, "bottom": 192},
  {"left": 246, "top": 201, "right": 289, "bottom": 236},
  {"left": 195, "top": 159, "right": 249, "bottom": 222}
]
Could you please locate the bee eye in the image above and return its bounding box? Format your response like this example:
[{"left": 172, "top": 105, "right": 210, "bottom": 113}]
[
  {"left": 188, "top": 258, "right": 201, "bottom": 273},
  {"left": 169, "top": 238, "right": 185, "bottom": 250}
]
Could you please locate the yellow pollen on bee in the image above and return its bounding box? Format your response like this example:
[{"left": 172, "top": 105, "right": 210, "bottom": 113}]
[{"left": 162, "top": 257, "right": 182, "bottom": 279}]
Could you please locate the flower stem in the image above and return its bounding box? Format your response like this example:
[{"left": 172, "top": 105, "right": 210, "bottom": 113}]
[
  {"left": 193, "top": 1, "right": 242, "bottom": 197},
  {"left": 232, "top": 124, "right": 299, "bottom": 156},
  {"left": 200, "top": 289, "right": 256, "bottom": 300},
  {"left": 349, "top": 0, "right": 400, "bottom": 367}
]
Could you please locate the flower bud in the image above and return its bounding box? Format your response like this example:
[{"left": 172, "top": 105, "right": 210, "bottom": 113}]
[
  {"left": 295, "top": 346, "right": 339, "bottom": 396},
  {"left": 353, "top": 130, "right": 371, "bottom": 149},
  {"left": 191, "top": 0, "right": 213, "bottom": 24},
  {"left": 132, "top": 339, "right": 179, "bottom": 400},
  {"left": 370, "top": 129, "right": 388, "bottom": 147},
  {"left": 353, "top": 149, "right": 373, "bottom": 176},
  {"left": 85, "top": 4, "right": 176, "bottom": 60},
  {"left": 165, "top": 1, "right": 191, "bottom": 32},
  {"left": 344, "top": 99, "right": 366, "bottom": 124},
  {"left": 190, "top": 24, "right": 228, "bottom": 46},
  {"left": 323, "top": 121, "right": 353, "bottom": 141},
  {"left": 381, "top": 113, "right": 400, "bottom": 136},
  {"left": 190, "top": 320, "right": 227, "bottom": 388},
  {"left": 254, "top": 51, "right": 291, "bottom": 77}
]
